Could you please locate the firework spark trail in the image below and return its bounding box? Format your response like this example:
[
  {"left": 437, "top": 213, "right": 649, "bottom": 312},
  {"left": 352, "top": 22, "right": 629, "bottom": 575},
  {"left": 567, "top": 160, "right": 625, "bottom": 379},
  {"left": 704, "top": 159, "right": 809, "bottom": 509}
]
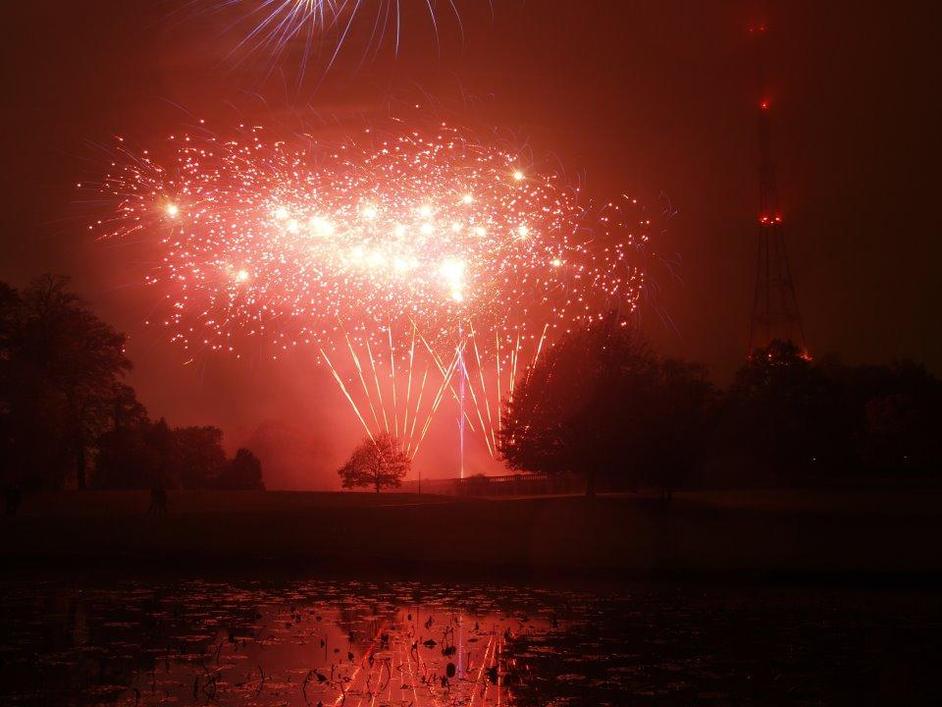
[
  {"left": 321, "top": 347, "right": 374, "bottom": 440},
  {"left": 402, "top": 323, "right": 416, "bottom": 441},
  {"left": 209, "top": 0, "right": 459, "bottom": 76},
  {"left": 400, "top": 631, "right": 422, "bottom": 707},
  {"left": 387, "top": 325, "right": 399, "bottom": 436},
  {"left": 530, "top": 322, "right": 550, "bottom": 379},
  {"left": 90, "top": 112, "right": 649, "bottom": 457},
  {"left": 345, "top": 332, "right": 382, "bottom": 432},
  {"left": 465, "top": 330, "right": 494, "bottom": 455},
  {"left": 412, "top": 341, "right": 464, "bottom": 459},
  {"left": 469, "top": 323, "right": 498, "bottom": 453},
  {"left": 339, "top": 326, "right": 481, "bottom": 455},
  {"left": 335, "top": 618, "right": 387, "bottom": 707},
  {"left": 406, "top": 367, "right": 428, "bottom": 454},
  {"left": 498, "top": 633, "right": 504, "bottom": 706},
  {"left": 365, "top": 340, "right": 390, "bottom": 434},
  {"left": 409, "top": 359, "right": 451, "bottom": 456},
  {"left": 469, "top": 631, "right": 496, "bottom": 707},
  {"left": 508, "top": 328, "right": 521, "bottom": 400},
  {"left": 495, "top": 328, "right": 502, "bottom": 437},
  {"left": 462, "top": 344, "right": 495, "bottom": 458},
  {"left": 484, "top": 629, "right": 501, "bottom": 704},
  {"left": 341, "top": 329, "right": 442, "bottom": 451},
  {"left": 418, "top": 330, "right": 477, "bottom": 433}
]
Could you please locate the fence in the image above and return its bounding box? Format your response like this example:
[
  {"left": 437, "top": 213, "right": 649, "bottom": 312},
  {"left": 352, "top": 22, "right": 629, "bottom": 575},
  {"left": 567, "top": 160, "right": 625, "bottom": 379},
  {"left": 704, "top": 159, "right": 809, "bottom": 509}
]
[{"left": 399, "top": 472, "right": 586, "bottom": 497}]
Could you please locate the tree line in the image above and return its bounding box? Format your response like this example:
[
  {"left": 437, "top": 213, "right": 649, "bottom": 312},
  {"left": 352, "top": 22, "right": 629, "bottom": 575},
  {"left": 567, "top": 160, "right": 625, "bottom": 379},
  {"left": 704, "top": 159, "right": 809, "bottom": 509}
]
[
  {"left": 337, "top": 314, "right": 942, "bottom": 496},
  {"left": 0, "top": 276, "right": 263, "bottom": 493},
  {"left": 4, "top": 275, "right": 938, "bottom": 499},
  {"left": 500, "top": 316, "right": 942, "bottom": 497}
]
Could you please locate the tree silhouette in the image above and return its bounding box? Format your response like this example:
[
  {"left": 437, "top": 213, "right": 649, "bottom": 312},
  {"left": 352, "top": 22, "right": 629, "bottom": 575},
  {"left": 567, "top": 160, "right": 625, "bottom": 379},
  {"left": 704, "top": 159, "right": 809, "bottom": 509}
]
[
  {"left": 168, "top": 425, "right": 227, "bottom": 489},
  {"left": 805, "top": 356, "right": 941, "bottom": 475},
  {"left": 641, "top": 358, "right": 715, "bottom": 499},
  {"left": 500, "top": 317, "right": 713, "bottom": 497},
  {"left": 0, "top": 282, "right": 20, "bottom": 490},
  {"left": 216, "top": 448, "right": 265, "bottom": 490},
  {"left": 94, "top": 417, "right": 155, "bottom": 490},
  {"left": 726, "top": 339, "right": 842, "bottom": 481},
  {"left": 0, "top": 276, "right": 267, "bottom": 493},
  {"left": 854, "top": 361, "right": 942, "bottom": 473},
  {"left": 1, "top": 276, "right": 130, "bottom": 489},
  {"left": 337, "top": 433, "right": 410, "bottom": 493},
  {"left": 96, "top": 417, "right": 264, "bottom": 491}
]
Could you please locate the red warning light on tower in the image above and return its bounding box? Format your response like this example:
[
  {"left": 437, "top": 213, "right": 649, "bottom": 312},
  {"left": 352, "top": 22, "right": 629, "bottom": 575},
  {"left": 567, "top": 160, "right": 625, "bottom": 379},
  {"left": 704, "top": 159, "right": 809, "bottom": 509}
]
[{"left": 747, "top": 18, "right": 806, "bottom": 354}]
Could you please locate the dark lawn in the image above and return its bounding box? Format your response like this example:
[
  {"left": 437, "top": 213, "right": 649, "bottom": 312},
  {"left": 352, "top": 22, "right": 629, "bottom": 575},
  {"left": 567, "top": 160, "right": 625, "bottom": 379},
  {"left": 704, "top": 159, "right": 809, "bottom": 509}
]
[{"left": 3, "top": 488, "right": 941, "bottom": 576}]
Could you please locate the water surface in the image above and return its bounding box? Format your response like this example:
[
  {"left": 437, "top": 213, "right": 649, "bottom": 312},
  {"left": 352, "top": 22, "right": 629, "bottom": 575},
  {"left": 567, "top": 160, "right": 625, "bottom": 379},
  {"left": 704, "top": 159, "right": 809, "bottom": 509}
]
[{"left": 0, "top": 574, "right": 939, "bottom": 704}]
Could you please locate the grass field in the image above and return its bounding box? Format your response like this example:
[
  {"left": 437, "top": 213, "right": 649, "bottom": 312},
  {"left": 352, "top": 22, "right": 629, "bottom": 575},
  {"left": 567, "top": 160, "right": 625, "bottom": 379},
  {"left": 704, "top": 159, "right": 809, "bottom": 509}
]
[{"left": 3, "top": 488, "right": 941, "bottom": 576}]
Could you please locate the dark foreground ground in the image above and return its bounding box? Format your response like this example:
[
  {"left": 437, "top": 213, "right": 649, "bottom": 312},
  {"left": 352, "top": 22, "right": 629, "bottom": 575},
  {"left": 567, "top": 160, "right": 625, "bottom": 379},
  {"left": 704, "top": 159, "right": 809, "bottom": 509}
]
[
  {"left": 3, "top": 488, "right": 942, "bottom": 576},
  {"left": 3, "top": 491, "right": 942, "bottom": 704}
]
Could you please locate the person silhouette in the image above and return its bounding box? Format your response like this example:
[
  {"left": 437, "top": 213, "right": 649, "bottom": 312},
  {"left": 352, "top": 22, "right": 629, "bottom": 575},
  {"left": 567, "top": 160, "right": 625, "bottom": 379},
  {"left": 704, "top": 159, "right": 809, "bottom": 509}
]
[
  {"left": 4, "top": 484, "right": 22, "bottom": 516},
  {"left": 148, "top": 482, "right": 167, "bottom": 515}
]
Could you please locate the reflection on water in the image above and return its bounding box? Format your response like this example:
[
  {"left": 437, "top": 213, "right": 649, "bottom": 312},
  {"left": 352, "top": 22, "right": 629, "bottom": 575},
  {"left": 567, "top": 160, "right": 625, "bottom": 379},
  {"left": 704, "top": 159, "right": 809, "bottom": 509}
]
[
  {"left": 0, "top": 577, "right": 553, "bottom": 705},
  {"left": 0, "top": 575, "right": 940, "bottom": 705}
]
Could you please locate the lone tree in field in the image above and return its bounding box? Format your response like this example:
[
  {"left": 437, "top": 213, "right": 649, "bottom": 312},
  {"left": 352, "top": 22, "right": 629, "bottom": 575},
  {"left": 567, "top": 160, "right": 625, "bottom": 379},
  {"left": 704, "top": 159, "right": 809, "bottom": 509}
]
[
  {"left": 337, "top": 433, "right": 410, "bottom": 493},
  {"left": 499, "top": 315, "right": 713, "bottom": 498}
]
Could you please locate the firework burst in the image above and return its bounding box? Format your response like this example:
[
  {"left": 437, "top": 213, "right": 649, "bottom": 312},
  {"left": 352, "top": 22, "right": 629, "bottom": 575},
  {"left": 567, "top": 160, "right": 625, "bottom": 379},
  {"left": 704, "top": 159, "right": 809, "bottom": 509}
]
[
  {"left": 88, "top": 112, "right": 649, "bottom": 454},
  {"left": 204, "top": 0, "right": 463, "bottom": 75}
]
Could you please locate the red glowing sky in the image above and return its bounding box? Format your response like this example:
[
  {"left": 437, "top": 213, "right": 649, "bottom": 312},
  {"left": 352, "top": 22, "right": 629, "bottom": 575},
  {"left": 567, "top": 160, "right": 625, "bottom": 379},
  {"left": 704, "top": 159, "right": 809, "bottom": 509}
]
[{"left": 0, "top": 1, "right": 939, "bottom": 488}]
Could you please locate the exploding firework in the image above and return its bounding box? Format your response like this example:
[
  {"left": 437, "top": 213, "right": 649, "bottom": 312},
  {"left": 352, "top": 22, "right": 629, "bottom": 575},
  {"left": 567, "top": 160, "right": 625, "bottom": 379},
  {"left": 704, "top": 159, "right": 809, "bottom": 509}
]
[
  {"left": 88, "top": 111, "right": 649, "bottom": 455},
  {"left": 205, "top": 0, "right": 462, "bottom": 73}
]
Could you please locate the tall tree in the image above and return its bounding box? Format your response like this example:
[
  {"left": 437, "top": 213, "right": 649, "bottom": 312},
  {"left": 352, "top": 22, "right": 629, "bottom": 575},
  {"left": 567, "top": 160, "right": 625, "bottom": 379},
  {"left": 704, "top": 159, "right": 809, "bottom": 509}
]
[
  {"left": 1, "top": 276, "right": 131, "bottom": 489},
  {"left": 500, "top": 317, "right": 713, "bottom": 497},
  {"left": 337, "top": 433, "right": 410, "bottom": 493}
]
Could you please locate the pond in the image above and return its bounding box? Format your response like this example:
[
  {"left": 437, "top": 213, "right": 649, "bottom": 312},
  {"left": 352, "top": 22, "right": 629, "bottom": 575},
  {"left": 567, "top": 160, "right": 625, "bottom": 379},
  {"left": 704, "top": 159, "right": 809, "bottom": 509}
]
[{"left": 0, "top": 573, "right": 939, "bottom": 704}]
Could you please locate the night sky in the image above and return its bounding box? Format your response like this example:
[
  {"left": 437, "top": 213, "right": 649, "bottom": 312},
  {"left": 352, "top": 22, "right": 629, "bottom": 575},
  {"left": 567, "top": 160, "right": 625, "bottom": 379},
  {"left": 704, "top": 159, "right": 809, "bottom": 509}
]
[{"left": 1, "top": 1, "right": 939, "bottom": 488}]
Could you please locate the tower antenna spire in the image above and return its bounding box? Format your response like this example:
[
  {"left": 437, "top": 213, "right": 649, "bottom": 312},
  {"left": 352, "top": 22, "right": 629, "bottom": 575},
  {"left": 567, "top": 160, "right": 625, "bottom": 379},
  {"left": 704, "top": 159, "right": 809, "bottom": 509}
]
[{"left": 747, "top": 20, "right": 807, "bottom": 355}]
